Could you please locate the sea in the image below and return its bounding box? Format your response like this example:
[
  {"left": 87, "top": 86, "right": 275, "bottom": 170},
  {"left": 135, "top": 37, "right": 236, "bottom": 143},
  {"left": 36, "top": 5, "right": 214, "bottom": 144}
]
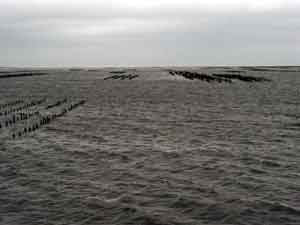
[{"left": 0, "top": 66, "right": 299, "bottom": 225}]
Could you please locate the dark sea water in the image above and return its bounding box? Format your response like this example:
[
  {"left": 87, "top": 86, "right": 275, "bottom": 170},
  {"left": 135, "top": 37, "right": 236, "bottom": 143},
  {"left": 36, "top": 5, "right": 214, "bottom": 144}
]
[{"left": 0, "top": 67, "right": 299, "bottom": 225}]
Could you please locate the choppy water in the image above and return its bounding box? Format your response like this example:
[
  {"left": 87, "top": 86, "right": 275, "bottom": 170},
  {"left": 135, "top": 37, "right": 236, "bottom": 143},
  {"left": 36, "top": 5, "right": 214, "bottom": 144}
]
[{"left": 0, "top": 67, "right": 299, "bottom": 225}]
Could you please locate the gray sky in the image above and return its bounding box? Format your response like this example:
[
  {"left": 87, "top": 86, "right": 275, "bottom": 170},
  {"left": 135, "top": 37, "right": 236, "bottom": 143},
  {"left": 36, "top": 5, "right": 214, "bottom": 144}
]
[{"left": 0, "top": 0, "right": 299, "bottom": 67}]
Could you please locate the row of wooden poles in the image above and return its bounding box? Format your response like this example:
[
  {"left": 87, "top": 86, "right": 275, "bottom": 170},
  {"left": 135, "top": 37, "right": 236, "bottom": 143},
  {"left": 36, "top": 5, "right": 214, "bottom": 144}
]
[
  {"left": 0, "top": 100, "right": 23, "bottom": 110},
  {"left": 1, "top": 98, "right": 69, "bottom": 129},
  {"left": 12, "top": 100, "right": 86, "bottom": 139},
  {"left": 0, "top": 99, "right": 46, "bottom": 116},
  {"left": 0, "top": 112, "right": 39, "bottom": 129}
]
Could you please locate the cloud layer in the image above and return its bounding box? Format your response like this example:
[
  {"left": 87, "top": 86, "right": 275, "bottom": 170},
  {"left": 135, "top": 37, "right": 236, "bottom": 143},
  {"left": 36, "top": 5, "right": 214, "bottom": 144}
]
[{"left": 1, "top": 0, "right": 299, "bottom": 66}]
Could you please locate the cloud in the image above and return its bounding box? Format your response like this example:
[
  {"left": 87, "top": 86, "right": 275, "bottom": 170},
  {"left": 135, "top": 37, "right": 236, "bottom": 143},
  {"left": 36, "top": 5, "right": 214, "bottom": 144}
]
[{"left": 0, "top": 0, "right": 299, "bottom": 66}]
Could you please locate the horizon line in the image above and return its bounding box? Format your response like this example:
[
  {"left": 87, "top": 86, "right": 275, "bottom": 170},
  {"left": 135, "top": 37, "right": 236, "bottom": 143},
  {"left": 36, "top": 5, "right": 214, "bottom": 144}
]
[{"left": 1, "top": 65, "right": 300, "bottom": 69}]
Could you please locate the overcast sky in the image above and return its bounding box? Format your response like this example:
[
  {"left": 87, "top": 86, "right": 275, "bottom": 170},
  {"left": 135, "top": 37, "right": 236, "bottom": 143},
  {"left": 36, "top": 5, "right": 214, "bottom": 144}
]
[{"left": 0, "top": 0, "right": 299, "bottom": 67}]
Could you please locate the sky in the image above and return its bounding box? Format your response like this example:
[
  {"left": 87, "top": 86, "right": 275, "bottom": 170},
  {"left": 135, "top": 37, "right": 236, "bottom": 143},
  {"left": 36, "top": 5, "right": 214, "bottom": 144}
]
[{"left": 0, "top": 0, "right": 299, "bottom": 67}]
